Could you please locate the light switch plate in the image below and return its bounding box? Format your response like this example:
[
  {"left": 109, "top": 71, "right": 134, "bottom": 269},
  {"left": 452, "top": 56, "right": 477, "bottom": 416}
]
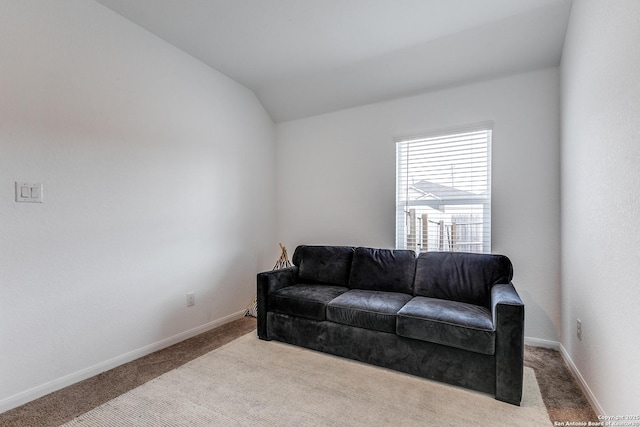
[{"left": 15, "top": 182, "right": 43, "bottom": 203}]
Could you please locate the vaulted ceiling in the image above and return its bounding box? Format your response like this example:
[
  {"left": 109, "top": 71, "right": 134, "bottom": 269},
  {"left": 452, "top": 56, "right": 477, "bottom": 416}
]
[{"left": 94, "top": 0, "right": 572, "bottom": 122}]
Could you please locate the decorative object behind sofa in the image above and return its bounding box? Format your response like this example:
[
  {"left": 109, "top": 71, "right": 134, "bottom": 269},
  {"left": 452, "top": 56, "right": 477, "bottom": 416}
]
[
  {"left": 256, "top": 245, "right": 525, "bottom": 405},
  {"left": 245, "top": 243, "right": 291, "bottom": 318}
]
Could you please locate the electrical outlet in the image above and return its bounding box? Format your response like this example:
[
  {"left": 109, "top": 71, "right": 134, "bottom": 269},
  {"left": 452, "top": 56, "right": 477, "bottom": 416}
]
[
  {"left": 187, "top": 292, "right": 195, "bottom": 307},
  {"left": 576, "top": 319, "right": 582, "bottom": 341}
]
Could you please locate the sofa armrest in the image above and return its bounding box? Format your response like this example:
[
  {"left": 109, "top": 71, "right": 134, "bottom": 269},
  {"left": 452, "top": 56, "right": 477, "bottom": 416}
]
[
  {"left": 491, "top": 283, "right": 525, "bottom": 405},
  {"left": 256, "top": 266, "right": 299, "bottom": 340}
]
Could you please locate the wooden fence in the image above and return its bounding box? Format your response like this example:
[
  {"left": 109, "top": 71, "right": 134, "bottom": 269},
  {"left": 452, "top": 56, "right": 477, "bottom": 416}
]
[{"left": 406, "top": 209, "right": 483, "bottom": 253}]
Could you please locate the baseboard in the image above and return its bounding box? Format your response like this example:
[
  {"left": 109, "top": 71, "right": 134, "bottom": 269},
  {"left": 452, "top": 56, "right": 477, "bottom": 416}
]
[
  {"left": 526, "top": 336, "right": 605, "bottom": 416},
  {"left": 0, "top": 310, "right": 245, "bottom": 414},
  {"left": 558, "top": 343, "right": 606, "bottom": 417},
  {"left": 525, "top": 336, "right": 561, "bottom": 350}
]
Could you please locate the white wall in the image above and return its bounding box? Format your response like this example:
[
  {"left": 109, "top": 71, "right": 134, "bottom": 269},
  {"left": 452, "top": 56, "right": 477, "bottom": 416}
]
[
  {"left": 561, "top": 0, "right": 640, "bottom": 415},
  {"left": 0, "top": 1, "right": 275, "bottom": 411},
  {"left": 276, "top": 68, "right": 561, "bottom": 343}
]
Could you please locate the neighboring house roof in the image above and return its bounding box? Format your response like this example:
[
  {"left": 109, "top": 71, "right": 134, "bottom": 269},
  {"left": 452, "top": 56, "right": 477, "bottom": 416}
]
[{"left": 409, "top": 179, "right": 484, "bottom": 201}]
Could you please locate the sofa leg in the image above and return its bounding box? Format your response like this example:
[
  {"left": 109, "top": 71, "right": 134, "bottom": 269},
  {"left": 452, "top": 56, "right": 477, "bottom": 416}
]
[
  {"left": 495, "top": 394, "right": 521, "bottom": 406},
  {"left": 495, "top": 374, "right": 522, "bottom": 406},
  {"left": 257, "top": 330, "right": 271, "bottom": 341}
]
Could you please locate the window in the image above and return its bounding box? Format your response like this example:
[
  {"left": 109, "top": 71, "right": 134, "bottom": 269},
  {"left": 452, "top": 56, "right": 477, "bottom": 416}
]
[{"left": 395, "top": 124, "right": 492, "bottom": 254}]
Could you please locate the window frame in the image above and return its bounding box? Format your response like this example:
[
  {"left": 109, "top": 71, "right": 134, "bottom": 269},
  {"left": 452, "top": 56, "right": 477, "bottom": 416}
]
[{"left": 395, "top": 123, "right": 493, "bottom": 254}]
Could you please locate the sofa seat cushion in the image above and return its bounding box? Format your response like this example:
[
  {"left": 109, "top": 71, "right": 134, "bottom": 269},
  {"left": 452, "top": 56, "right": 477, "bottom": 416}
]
[
  {"left": 269, "top": 284, "right": 349, "bottom": 321},
  {"left": 327, "top": 290, "right": 412, "bottom": 333},
  {"left": 396, "top": 296, "right": 495, "bottom": 355}
]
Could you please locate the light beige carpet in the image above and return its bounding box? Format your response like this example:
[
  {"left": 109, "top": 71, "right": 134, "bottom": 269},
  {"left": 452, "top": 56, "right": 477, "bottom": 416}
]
[{"left": 62, "top": 333, "right": 551, "bottom": 426}]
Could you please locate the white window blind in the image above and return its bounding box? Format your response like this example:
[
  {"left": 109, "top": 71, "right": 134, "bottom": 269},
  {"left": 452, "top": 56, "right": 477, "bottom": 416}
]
[{"left": 396, "top": 124, "right": 492, "bottom": 254}]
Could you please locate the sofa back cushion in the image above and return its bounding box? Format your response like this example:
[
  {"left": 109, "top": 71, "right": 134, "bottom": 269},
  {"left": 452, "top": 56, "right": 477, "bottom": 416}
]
[
  {"left": 413, "top": 252, "right": 513, "bottom": 308},
  {"left": 348, "top": 247, "right": 416, "bottom": 294},
  {"left": 292, "top": 245, "right": 355, "bottom": 286}
]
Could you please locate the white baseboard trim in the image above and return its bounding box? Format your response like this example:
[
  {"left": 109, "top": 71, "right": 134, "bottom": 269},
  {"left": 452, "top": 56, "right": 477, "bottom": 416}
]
[
  {"left": 558, "top": 343, "right": 606, "bottom": 417},
  {"left": 525, "top": 336, "right": 605, "bottom": 416},
  {"left": 0, "top": 310, "right": 246, "bottom": 414},
  {"left": 525, "top": 336, "right": 561, "bottom": 350}
]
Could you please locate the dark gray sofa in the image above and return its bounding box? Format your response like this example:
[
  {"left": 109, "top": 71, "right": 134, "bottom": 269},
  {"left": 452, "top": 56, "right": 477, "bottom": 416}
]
[{"left": 257, "top": 245, "right": 525, "bottom": 405}]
